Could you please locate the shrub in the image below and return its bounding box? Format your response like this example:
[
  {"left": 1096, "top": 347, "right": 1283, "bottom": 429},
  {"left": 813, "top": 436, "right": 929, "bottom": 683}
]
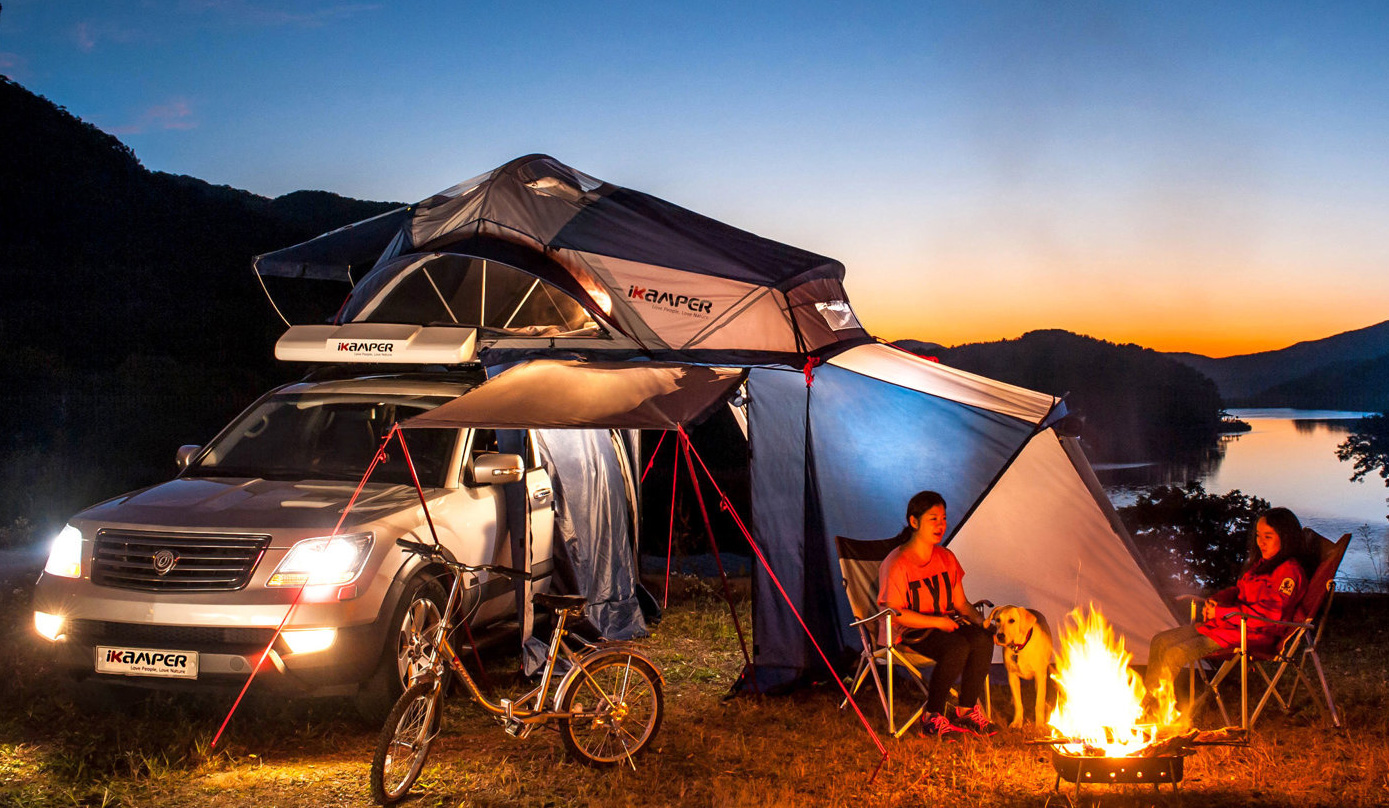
[{"left": 1118, "top": 483, "right": 1269, "bottom": 596}]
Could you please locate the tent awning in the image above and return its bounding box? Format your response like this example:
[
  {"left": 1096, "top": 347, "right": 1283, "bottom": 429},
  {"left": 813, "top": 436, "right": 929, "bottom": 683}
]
[{"left": 401, "top": 361, "right": 745, "bottom": 430}]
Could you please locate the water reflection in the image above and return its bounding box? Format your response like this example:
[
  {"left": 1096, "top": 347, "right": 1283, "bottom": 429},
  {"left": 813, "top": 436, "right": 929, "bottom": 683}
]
[{"left": 1099, "top": 409, "right": 1387, "bottom": 589}]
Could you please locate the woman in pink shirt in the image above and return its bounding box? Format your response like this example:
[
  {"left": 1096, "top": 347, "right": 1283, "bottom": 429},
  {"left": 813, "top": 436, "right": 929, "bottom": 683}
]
[{"left": 878, "top": 491, "right": 998, "bottom": 738}]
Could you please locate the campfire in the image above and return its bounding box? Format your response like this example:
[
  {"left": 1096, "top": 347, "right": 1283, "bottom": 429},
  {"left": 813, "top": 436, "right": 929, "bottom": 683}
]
[
  {"left": 1048, "top": 606, "right": 1179, "bottom": 757},
  {"left": 1043, "top": 607, "right": 1243, "bottom": 795}
]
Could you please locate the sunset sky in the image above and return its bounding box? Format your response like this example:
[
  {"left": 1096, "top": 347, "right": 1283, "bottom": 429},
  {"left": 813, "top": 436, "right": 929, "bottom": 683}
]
[{"left": 4, "top": 1, "right": 1386, "bottom": 356}]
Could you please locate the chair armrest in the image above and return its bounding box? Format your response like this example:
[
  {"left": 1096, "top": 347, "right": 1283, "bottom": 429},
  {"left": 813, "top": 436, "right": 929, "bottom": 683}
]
[
  {"left": 1228, "top": 611, "right": 1313, "bottom": 631},
  {"left": 850, "top": 607, "right": 897, "bottom": 629}
]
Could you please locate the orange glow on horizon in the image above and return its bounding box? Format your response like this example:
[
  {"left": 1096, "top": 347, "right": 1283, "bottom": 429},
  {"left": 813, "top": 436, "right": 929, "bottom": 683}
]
[{"left": 853, "top": 289, "right": 1384, "bottom": 358}]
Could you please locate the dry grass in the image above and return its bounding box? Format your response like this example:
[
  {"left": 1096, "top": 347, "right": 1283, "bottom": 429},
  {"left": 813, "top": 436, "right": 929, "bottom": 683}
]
[{"left": 1, "top": 567, "right": 1386, "bottom": 807}]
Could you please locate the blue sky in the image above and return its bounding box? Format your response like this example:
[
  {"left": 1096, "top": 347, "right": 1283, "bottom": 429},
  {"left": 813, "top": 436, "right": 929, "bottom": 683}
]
[{"left": 4, "top": 1, "right": 1387, "bottom": 354}]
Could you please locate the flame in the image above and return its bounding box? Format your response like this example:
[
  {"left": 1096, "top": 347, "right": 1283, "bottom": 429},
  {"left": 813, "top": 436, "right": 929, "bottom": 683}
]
[{"left": 1048, "top": 606, "right": 1179, "bottom": 756}]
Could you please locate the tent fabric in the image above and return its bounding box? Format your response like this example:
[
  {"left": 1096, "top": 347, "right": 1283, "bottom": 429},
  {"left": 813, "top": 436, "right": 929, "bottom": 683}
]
[
  {"left": 947, "top": 431, "right": 1178, "bottom": 660},
  {"left": 533, "top": 429, "right": 646, "bottom": 641},
  {"left": 827, "top": 343, "right": 1061, "bottom": 425},
  {"left": 745, "top": 352, "right": 1177, "bottom": 690},
  {"left": 255, "top": 154, "right": 870, "bottom": 364},
  {"left": 401, "top": 361, "right": 745, "bottom": 431}
]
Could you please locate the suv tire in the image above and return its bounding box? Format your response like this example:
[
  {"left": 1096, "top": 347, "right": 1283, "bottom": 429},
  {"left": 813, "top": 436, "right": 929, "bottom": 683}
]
[{"left": 355, "top": 574, "right": 448, "bottom": 724}]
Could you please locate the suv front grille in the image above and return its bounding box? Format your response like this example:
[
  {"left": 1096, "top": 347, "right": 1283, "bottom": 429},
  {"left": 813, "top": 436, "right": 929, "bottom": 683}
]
[{"left": 92, "top": 530, "right": 271, "bottom": 592}]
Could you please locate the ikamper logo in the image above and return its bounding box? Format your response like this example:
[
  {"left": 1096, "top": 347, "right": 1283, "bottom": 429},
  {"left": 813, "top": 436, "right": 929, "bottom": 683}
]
[
  {"left": 336, "top": 342, "right": 396, "bottom": 353},
  {"left": 105, "top": 649, "right": 190, "bottom": 667},
  {"left": 626, "top": 285, "right": 714, "bottom": 314}
]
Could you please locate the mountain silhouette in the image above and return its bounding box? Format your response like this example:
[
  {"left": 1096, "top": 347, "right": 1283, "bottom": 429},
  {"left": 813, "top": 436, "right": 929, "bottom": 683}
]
[
  {"left": 1, "top": 76, "right": 399, "bottom": 369},
  {"left": 0, "top": 76, "right": 399, "bottom": 525},
  {"left": 896, "top": 330, "right": 1225, "bottom": 462},
  {"left": 1165, "top": 320, "right": 1389, "bottom": 406}
]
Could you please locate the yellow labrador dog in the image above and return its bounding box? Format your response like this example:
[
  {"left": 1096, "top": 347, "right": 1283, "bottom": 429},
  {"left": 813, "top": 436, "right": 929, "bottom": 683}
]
[{"left": 988, "top": 605, "right": 1055, "bottom": 729}]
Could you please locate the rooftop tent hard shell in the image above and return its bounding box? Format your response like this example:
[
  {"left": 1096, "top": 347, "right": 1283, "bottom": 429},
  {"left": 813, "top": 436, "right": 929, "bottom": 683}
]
[{"left": 255, "top": 155, "right": 871, "bottom": 364}]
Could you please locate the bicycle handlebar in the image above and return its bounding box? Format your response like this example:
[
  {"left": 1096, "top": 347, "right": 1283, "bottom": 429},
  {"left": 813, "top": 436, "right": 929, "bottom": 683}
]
[{"left": 395, "top": 537, "right": 532, "bottom": 580}]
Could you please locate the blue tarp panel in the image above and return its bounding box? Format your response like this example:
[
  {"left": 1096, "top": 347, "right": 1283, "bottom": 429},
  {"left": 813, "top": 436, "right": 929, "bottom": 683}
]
[{"left": 745, "top": 362, "right": 1037, "bottom": 689}]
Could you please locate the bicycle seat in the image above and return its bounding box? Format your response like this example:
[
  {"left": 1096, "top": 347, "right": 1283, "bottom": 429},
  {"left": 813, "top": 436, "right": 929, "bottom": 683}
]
[{"left": 534, "top": 592, "right": 587, "bottom": 614}]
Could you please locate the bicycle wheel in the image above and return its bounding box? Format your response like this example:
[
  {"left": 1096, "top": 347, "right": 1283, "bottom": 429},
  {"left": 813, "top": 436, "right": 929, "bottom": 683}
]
[
  {"left": 370, "top": 679, "right": 442, "bottom": 804},
  {"left": 559, "top": 652, "right": 663, "bottom": 767}
]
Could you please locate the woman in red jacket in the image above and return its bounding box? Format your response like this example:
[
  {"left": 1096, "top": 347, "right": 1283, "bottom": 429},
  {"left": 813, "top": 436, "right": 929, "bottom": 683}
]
[{"left": 1143, "top": 507, "right": 1313, "bottom": 700}]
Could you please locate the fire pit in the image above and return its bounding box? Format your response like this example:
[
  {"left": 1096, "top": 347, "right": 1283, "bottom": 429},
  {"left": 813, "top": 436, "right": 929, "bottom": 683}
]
[
  {"left": 1036, "top": 608, "right": 1246, "bottom": 804},
  {"left": 1050, "top": 748, "right": 1186, "bottom": 795}
]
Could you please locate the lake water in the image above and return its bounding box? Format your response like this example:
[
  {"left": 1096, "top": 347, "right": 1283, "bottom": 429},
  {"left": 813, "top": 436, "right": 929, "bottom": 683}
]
[{"left": 1100, "top": 409, "right": 1387, "bottom": 589}]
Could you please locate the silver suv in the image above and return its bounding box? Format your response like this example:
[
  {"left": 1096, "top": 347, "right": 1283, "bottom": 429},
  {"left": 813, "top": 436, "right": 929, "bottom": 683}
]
[{"left": 30, "top": 371, "right": 590, "bottom": 718}]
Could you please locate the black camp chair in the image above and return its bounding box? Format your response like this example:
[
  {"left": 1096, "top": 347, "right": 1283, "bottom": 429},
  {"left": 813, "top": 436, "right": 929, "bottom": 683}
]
[
  {"left": 1185, "top": 529, "right": 1349, "bottom": 731},
  {"left": 835, "top": 535, "right": 990, "bottom": 737}
]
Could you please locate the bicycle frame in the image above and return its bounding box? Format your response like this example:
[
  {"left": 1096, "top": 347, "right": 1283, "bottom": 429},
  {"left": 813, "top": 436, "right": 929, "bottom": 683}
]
[{"left": 414, "top": 559, "right": 649, "bottom": 731}]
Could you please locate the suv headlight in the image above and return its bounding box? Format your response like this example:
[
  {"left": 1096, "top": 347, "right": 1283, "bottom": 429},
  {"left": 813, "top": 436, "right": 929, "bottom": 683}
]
[
  {"left": 43, "top": 525, "right": 83, "bottom": 579},
  {"left": 267, "top": 532, "right": 374, "bottom": 588}
]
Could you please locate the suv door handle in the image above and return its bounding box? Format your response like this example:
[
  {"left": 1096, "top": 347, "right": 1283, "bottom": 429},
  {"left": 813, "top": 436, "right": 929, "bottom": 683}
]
[{"left": 532, "top": 488, "right": 552, "bottom": 501}]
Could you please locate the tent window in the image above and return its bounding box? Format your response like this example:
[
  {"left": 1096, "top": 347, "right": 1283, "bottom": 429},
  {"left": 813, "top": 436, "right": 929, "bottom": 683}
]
[{"left": 361, "top": 255, "right": 596, "bottom": 335}]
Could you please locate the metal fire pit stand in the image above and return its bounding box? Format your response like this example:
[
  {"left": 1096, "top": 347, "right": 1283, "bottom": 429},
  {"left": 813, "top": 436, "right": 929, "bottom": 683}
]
[{"left": 1047, "top": 750, "right": 1187, "bottom": 807}]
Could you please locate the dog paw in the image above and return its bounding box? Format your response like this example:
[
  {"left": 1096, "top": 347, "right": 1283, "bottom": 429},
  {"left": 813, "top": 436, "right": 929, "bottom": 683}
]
[{"left": 1009, "top": 718, "right": 1024, "bottom": 729}]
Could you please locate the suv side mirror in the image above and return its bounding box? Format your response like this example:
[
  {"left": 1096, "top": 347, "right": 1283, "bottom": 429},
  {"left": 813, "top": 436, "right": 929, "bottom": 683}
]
[
  {"left": 469, "top": 453, "right": 525, "bottom": 485},
  {"left": 176, "top": 445, "right": 202, "bottom": 470}
]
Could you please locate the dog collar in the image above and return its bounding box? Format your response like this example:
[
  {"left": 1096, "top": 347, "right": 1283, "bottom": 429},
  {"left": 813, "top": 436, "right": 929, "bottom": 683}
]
[{"left": 1006, "top": 627, "right": 1034, "bottom": 653}]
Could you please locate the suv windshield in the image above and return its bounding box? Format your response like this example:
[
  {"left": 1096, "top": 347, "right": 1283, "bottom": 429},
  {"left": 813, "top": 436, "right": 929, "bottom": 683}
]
[{"left": 190, "top": 392, "right": 458, "bottom": 487}]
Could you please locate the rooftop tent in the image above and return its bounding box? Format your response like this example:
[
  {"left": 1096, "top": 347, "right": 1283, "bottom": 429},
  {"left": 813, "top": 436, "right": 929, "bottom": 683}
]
[
  {"left": 744, "top": 343, "right": 1178, "bottom": 690},
  {"left": 255, "top": 155, "right": 871, "bottom": 364}
]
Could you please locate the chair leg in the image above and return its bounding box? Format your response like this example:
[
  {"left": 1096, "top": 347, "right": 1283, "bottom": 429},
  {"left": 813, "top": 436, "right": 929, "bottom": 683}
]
[
  {"left": 1206, "top": 658, "right": 1237, "bottom": 728},
  {"left": 866, "top": 656, "right": 892, "bottom": 733},
  {"left": 1240, "top": 621, "right": 1249, "bottom": 731},
  {"left": 1307, "top": 649, "right": 1341, "bottom": 728},
  {"left": 841, "top": 659, "right": 871, "bottom": 708},
  {"left": 1249, "top": 661, "right": 1291, "bottom": 730}
]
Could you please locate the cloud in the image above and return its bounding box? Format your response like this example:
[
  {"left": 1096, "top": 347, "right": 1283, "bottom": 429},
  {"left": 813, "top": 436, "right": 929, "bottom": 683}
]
[
  {"left": 74, "top": 22, "right": 97, "bottom": 52},
  {"left": 183, "top": 1, "right": 381, "bottom": 28},
  {"left": 70, "top": 19, "right": 144, "bottom": 52},
  {"left": 108, "top": 99, "right": 199, "bottom": 135},
  {"left": 0, "top": 52, "right": 26, "bottom": 74}
]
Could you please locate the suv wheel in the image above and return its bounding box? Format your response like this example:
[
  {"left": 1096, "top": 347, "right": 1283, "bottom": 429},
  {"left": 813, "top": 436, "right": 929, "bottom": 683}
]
[{"left": 355, "top": 574, "right": 448, "bottom": 724}]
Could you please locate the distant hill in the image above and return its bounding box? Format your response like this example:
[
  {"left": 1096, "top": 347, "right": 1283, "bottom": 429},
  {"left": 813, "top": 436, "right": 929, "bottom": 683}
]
[
  {"left": 0, "top": 76, "right": 399, "bottom": 370},
  {"left": 0, "top": 76, "right": 400, "bottom": 525},
  {"left": 1166, "top": 320, "right": 1389, "bottom": 407},
  {"left": 898, "top": 330, "right": 1224, "bottom": 462},
  {"left": 1250, "top": 354, "right": 1389, "bottom": 412}
]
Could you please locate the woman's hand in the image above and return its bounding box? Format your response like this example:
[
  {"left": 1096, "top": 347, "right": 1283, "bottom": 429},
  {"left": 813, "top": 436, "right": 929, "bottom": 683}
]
[{"left": 929, "top": 615, "right": 960, "bottom": 632}]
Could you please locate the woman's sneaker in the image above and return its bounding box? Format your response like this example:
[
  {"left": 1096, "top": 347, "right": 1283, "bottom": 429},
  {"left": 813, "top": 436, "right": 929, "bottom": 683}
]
[
  {"left": 951, "top": 704, "right": 1000, "bottom": 737},
  {"left": 919, "top": 711, "right": 967, "bottom": 740}
]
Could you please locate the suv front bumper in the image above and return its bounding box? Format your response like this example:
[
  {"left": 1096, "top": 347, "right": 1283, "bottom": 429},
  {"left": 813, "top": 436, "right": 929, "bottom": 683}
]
[{"left": 33, "top": 574, "right": 407, "bottom": 697}]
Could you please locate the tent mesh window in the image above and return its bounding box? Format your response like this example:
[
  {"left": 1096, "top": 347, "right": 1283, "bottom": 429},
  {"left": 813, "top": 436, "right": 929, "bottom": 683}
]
[{"left": 362, "top": 255, "right": 596, "bottom": 336}]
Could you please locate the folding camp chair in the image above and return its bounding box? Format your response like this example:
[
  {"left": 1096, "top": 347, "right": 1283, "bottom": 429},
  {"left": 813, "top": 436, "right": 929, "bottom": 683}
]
[
  {"left": 1187, "top": 529, "right": 1349, "bottom": 731},
  {"left": 835, "top": 535, "right": 990, "bottom": 738}
]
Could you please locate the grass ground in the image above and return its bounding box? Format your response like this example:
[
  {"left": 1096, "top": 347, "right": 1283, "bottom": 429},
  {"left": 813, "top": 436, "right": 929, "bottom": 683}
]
[{"left": 1, "top": 565, "right": 1386, "bottom": 807}]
